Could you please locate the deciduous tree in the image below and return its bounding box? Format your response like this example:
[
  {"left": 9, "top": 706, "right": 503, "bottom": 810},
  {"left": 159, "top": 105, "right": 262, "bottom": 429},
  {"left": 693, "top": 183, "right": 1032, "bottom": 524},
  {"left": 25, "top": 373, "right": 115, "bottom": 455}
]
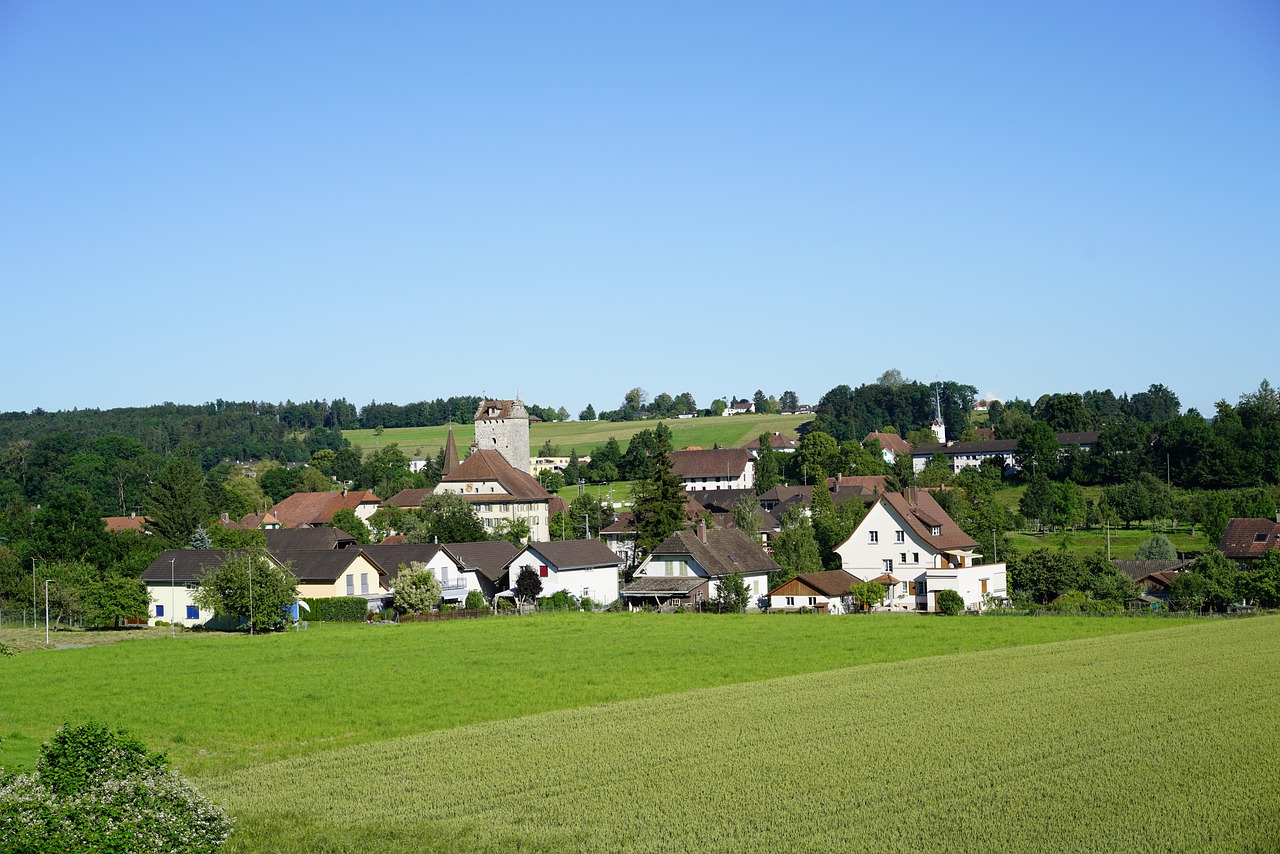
[
  {"left": 192, "top": 550, "right": 298, "bottom": 632},
  {"left": 394, "top": 561, "right": 442, "bottom": 614}
]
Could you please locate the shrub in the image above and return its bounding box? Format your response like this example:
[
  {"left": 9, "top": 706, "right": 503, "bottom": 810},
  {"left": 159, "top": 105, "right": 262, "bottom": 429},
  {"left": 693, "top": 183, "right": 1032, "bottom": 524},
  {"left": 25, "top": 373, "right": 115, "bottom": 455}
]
[
  {"left": 464, "top": 590, "right": 487, "bottom": 611},
  {"left": 935, "top": 590, "right": 965, "bottom": 616},
  {"left": 302, "top": 597, "right": 370, "bottom": 622},
  {"left": 539, "top": 590, "right": 580, "bottom": 611},
  {"left": 579, "top": 596, "right": 595, "bottom": 612},
  {"left": 0, "top": 722, "right": 232, "bottom": 853}
]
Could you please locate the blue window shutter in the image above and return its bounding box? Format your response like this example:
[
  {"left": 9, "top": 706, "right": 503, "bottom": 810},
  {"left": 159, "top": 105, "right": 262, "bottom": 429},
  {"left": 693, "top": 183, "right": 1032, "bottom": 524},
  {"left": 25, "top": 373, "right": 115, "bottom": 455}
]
[
  {"left": 156, "top": 604, "right": 164, "bottom": 617},
  {"left": 187, "top": 605, "right": 199, "bottom": 620}
]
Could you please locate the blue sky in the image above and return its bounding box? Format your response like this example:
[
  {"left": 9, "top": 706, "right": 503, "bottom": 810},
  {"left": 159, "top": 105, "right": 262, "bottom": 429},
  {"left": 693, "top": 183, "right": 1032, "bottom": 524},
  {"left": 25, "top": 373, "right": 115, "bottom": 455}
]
[{"left": 2, "top": 1, "right": 1276, "bottom": 418}]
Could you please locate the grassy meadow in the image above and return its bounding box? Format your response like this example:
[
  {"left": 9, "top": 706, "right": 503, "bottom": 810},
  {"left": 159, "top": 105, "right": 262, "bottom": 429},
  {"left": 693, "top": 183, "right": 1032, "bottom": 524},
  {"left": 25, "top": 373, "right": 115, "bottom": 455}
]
[
  {"left": 343, "top": 413, "right": 807, "bottom": 460},
  {"left": 207, "top": 616, "right": 1280, "bottom": 853}
]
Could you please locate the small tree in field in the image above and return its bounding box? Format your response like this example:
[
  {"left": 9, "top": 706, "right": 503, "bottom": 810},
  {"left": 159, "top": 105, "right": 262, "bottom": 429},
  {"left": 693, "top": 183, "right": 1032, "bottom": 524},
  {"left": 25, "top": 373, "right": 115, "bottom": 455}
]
[
  {"left": 850, "top": 580, "right": 885, "bottom": 611},
  {"left": 935, "top": 589, "right": 965, "bottom": 615},
  {"left": 394, "top": 562, "right": 442, "bottom": 615},
  {"left": 1134, "top": 534, "right": 1177, "bottom": 561},
  {"left": 192, "top": 550, "right": 297, "bottom": 632},
  {"left": 464, "top": 590, "right": 487, "bottom": 611},
  {"left": 515, "top": 566, "right": 543, "bottom": 607},
  {"left": 712, "top": 572, "right": 752, "bottom": 613}
]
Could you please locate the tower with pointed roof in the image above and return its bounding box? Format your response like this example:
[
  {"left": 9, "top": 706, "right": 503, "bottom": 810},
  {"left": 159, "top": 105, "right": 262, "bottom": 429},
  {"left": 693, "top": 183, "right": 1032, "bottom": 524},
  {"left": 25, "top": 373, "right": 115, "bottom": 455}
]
[
  {"left": 473, "top": 398, "right": 531, "bottom": 474},
  {"left": 930, "top": 384, "right": 947, "bottom": 444},
  {"left": 441, "top": 425, "right": 460, "bottom": 476}
]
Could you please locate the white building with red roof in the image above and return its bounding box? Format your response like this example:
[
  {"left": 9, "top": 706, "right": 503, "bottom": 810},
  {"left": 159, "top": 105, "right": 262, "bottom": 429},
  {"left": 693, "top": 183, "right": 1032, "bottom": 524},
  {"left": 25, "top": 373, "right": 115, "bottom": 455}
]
[{"left": 433, "top": 448, "right": 552, "bottom": 541}]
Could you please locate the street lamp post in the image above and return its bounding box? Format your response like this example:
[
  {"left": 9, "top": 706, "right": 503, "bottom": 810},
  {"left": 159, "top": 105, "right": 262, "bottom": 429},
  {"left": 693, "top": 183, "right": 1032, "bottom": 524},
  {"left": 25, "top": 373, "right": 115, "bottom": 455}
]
[
  {"left": 44, "top": 579, "right": 54, "bottom": 645},
  {"left": 248, "top": 559, "right": 254, "bottom": 636},
  {"left": 170, "top": 557, "right": 176, "bottom": 638},
  {"left": 582, "top": 514, "right": 591, "bottom": 540}
]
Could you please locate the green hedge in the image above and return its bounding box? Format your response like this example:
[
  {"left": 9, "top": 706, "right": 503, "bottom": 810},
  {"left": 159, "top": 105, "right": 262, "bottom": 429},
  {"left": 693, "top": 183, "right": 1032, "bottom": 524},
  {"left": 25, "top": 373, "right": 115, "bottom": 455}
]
[{"left": 302, "top": 597, "right": 370, "bottom": 622}]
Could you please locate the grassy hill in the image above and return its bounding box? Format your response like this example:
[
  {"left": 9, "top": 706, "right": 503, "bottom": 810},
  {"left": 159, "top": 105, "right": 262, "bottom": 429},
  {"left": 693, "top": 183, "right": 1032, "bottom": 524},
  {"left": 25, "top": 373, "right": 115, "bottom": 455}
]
[{"left": 343, "top": 413, "right": 809, "bottom": 460}]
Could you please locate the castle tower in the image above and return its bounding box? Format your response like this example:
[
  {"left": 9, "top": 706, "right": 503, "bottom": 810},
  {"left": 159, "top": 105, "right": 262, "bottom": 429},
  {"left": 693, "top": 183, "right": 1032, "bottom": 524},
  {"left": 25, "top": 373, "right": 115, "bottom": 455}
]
[{"left": 473, "top": 398, "right": 531, "bottom": 474}]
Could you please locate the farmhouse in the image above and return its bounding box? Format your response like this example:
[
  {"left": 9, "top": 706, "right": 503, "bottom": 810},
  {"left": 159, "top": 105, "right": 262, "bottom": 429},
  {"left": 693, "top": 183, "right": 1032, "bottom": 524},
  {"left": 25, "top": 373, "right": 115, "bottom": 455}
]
[
  {"left": 670, "top": 448, "right": 755, "bottom": 491},
  {"left": 768, "top": 569, "right": 861, "bottom": 613},
  {"left": 261, "top": 489, "right": 382, "bottom": 528},
  {"left": 834, "top": 489, "right": 1006, "bottom": 611},
  {"left": 504, "top": 539, "right": 622, "bottom": 605},
  {"left": 864, "top": 432, "right": 911, "bottom": 465},
  {"left": 1218, "top": 515, "right": 1280, "bottom": 565},
  {"left": 909, "top": 432, "right": 1099, "bottom": 475},
  {"left": 622, "top": 522, "right": 778, "bottom": 611}
]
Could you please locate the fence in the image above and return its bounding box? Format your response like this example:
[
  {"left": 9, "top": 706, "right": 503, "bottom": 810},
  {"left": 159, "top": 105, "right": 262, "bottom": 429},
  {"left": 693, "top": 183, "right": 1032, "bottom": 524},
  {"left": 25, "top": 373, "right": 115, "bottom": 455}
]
[{"left": 0, "top": 608, "right": 83, "bottom": 629}]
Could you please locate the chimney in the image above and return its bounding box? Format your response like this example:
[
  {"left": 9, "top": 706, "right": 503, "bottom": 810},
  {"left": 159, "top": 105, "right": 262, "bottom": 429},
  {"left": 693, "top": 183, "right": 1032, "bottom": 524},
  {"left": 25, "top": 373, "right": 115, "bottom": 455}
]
[
  {"left": 696, "top": 519, "right": 708, "bottom": 544},
  {"left": 342, "top": 486, "right": 348, "bottom": 497},
  {"left": 221, "top": 513, "right": 229, "bottom": 523},
  {"left": 129, "top": 511, "right": 136, "bottom": 520}
]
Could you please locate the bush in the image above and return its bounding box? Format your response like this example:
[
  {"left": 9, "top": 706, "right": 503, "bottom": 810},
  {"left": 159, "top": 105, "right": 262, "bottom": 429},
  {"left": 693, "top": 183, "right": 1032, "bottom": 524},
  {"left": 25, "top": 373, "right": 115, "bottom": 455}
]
[
  {"left": 0, "top": 722, "right": 232, "bottom": 853},
  {"left": 539, "top": 590, "right": 580, "bottom": 612},
  {"left": 579, "top": 596, "right": 595, "bottom": 612},
  {"left": 302, "top": 597, "right": 370, "bottom": 622},
  {"left": 935, "top": 589, "right": 965, "bottom": 616},
  {"left": 464, "top": 590, "right": 487, "bottom": 611}
]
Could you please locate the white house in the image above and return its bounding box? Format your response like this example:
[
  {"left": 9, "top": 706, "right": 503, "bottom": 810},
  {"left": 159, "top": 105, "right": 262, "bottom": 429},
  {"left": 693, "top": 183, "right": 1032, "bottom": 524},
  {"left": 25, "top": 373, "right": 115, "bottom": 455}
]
[
  {"left": 910, "top": 432, "right": 1100, "bottom": 475},
  {"left": 767, "top": 569, "right": 862, "bottom": 614},
  {"left": 622, "top": 523, "right": 778, "bottom": 611},
  {"left": 359, "top": 541, "right": 518, "bottom": 604},
  {"left": 504, "top": 539, "right": 622, "bottom": 605},
  {"left": 833, "top": 489, "right": 1006, "bottom": 611},
  {"left": 670, "top": 448, "right": 755, "bottom": 492},
  {"left": 142, "top": 549, "right": 295, "bottom": 627},
  {"left": 863, "top": 432, "right": 911, "bottom": 466}
]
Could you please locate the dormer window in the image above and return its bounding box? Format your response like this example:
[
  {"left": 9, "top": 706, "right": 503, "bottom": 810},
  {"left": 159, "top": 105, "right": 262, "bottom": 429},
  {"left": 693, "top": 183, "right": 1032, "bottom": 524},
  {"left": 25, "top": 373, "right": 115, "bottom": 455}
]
[
  {"left": 930, "top": 526, "right": 942, "bottom": 536},
  {"left": 1255, "top": 533, "right": 1268, "bottom": 543}
]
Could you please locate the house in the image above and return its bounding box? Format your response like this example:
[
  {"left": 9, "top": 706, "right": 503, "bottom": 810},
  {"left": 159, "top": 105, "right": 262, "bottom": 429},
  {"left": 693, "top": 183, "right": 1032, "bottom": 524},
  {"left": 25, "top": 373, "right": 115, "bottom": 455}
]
[
  {"left": 864, "top": 432, "right": 911, "bottom": 465},
  {"left": 768, "top": 569, "right": 862, "bottom": 613},
  {"left": 272, "top": 549, "right": 389, "bottom": 601},
  {"left": 1112, "top": 559, "right": 1190, "bottom": 602},
  {"left": 103, "top": 513, "right": 151, "bottom": 533},
  {"left": 432, "top": 448, "right": 553, "bottom": 540},
  {"left": 266, "top": 489, "right": 382, "bottom": 528},
  {"left": 504, "top": 539, "right": 622, "bottom": 605},
  {"left": 910, "top": 432, "right": 1099, "bottom": 475},
  {"left": 745, "top": 432, "right": 798, "bottom": 453},
  {"left": 724, "top": 399, "right": 755, "bottom": 415},
  {"left": 622, "top": 522, "right": 779, "bottom": 611},
  {"left": 264, "top": 527, "right": 357, "bottom": 550},
  {"left": 359, "top": 543, "right": 488, "bottom": 604},
  {"left": 443, "top": 540, "right": 519, "bottom": 599},
  {"left": 1218, "top": 516, "right": 1280, "bottom": 565},
  {"left": 141, "top": 549, "right": 245, "bottom": 626},
  {"left": 599, "top": 494, "right": 710, "bottom": 566},
  {"left": 670, "top": 448, "right": 754, "bottom": 492},
  {"left": 833, "top": 489, "right": 1006, "bottom": 612},
  {"left": 530, "top": 455, "right": 591, "bottom": 477}
]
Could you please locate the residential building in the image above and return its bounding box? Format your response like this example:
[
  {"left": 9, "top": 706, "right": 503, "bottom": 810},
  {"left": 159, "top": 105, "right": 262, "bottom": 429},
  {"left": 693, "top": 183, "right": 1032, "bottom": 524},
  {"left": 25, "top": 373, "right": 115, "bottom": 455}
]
[
  {"left": 622, "top": 522, "right": 778, "bottom": 611},
  {"left": 833, "top": 489, "right": 1006, "bottom": 611},
  {"left": 671, "top": 448, "right": 754, "bottom": 492},
  {"left": 768, "top": 569, "right": 862, "bottom": 613},
  {"left": 864, "top": 432, "right": 911, "bottom": 465},
  {"left": 264, "top": 488, "right": 382, "bottom": 528},
  {"left": 745, "top": 432, "right": 799, "bottom": 453},
  {"left": 504, "top": 539, "right": 622, "bottom": 605},
  {"left": 432, "top": 449, "right": 553, "bottom": 541},
  {"left": 272, "top": 549, "right": 390, "bottom": 601},
  {"left": 909, "top": 432, "right": 1099, "bottom": 475},
  {"left": 264, "top": 527, "right": 357, "bottom": 550},
  {"left": 724, "top": 399, "right": 754, "bottom": 415},
  {"left": 1219, "top": 516, "right": 1280, "bottom": 565}
]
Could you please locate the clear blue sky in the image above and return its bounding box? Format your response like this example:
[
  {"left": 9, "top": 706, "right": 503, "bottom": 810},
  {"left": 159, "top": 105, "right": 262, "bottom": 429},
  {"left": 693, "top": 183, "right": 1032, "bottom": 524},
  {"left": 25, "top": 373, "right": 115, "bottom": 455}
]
[{"left": 2, "top": 1, "right": 1276, "bottom": 418}]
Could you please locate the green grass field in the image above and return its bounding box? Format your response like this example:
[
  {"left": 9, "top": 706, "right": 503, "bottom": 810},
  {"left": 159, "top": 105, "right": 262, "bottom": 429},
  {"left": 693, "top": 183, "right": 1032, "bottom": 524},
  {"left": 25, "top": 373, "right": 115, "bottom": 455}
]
[
  {"left": 4, "top": 614, "right": 1274, "bottom": 852},
  {"left": 343, "top": 414, "right": 807, "bottom": 460}
]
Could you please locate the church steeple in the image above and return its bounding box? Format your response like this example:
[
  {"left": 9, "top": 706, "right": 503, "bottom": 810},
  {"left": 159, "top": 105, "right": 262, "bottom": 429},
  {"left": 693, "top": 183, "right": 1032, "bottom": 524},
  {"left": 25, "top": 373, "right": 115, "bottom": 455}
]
[{"left": 442, "top": 425, "right": 459, "bottom": 476}]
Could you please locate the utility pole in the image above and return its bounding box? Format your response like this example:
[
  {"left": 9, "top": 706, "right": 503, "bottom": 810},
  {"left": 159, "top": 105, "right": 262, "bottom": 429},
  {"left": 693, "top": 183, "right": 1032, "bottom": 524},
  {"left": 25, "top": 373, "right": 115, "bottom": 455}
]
[
  {"left": 170, "top": 557, "right": 176, "bottom": 638},
  {"left": 582, "top": 514, "right": 591, "bottom": 540},
  {"left": 44, "top": 579, "right": 53, "bottom": 645}
]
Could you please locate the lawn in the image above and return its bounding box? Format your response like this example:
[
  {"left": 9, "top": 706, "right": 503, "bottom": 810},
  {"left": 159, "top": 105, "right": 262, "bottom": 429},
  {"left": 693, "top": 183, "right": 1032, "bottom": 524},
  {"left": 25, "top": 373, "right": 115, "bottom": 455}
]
[
  {"left": 555, "top": 480, "right": 634, "bottom": 505},
  {"left": 208, "top": 615, "right": 1280, "bottom": 853},
  {"left": 343, "top": 414, "right": 808, "bottom": 460},
  {"left": 0, "top": 612, "right": 1182, "bottom": 778}
]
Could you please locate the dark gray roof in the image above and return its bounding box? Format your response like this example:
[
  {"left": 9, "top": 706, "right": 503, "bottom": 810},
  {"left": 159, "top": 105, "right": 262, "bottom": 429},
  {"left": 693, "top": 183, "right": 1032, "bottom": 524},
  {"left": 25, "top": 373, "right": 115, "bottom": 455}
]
[
  {"left": 648, "top": 528, "right": 779, "bottom": 577},
  {"left": 686, "top": 488, "right": 756, "bottom": 514},
  {"left": 271, "top": 549, "right": 386, "bottom": 582},
  {"left": 621, "top": 577, "right": 706, "bottom": 594},
  {"left": 142, "top": 550, "right": 268, "bottom": 583},
  {"left": 264, "top": 527, "right": 356, "bottom": 551},
  {"left": 514, "top": 540, "right": 624, "bottom": 571},
  {"left": 444, "top": 541, "right": 520, "bottom": 583},
  {"left": 1111, "top": 559, "right": 1194, "bottom": 582},
  {"left": 356, "top": 544, "right": 450, "bottom": 581}
]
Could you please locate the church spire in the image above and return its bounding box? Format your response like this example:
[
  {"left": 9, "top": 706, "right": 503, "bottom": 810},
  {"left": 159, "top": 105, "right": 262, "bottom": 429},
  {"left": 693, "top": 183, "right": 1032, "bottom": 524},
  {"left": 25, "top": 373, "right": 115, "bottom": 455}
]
[{"left": 442, "top": 425, "right": 459, "bottom": 476}]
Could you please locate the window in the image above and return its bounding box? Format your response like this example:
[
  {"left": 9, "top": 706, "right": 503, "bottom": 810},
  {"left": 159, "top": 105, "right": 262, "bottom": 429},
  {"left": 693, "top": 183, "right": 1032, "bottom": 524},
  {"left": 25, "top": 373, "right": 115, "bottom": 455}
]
[
  {"left": 895, "top": 530, "right": 905, "bottom": 543},
  {"left": 785, "top": 596, "right": 794, "bottom": 606},
  {"left": 808, "top": 597, "right": 817, "bottom": 606},
  {"left": 930, "top": 525, "right": 942, "bottom": 536},
  {"left": 346, "top": 575, "right": 355, "bottom": 595},
  {"left": 360, "top": 573, "right": 369, "bottom": 594},
  {"left": 539, "top": 565, "right": 548, "bottom": 578},
  {"left": 186, "top": 605, "right": 199, "bottom": 620},
  {"left": 917, "top": 580, "right": 928, "bottom": 596},
  {"left": 912, "top": 552, "right": 919, "bottom": 563},
  {"left": 869, "top": 531, "right": 879, "bottom": 544},
  {"left": 155, "top": 604, "right": 164, "bottom": 617},
  {"left": 666, "top": 564, "right": 673, "bottom": 576},
  {"left": 185, "top": 582, "right": 198, "bottom": 590},
  {"left": 981, "top": 578, "right": 988, "bottom": 594},
  {"left": 883, "top": 559, "right": 893, "bottom": 572},
  {"left": 1255, "top": 533, "right": 1268, "bottom": 543},
  {"left": 900, "top": 553, "right": 907, "bottom": 564}
]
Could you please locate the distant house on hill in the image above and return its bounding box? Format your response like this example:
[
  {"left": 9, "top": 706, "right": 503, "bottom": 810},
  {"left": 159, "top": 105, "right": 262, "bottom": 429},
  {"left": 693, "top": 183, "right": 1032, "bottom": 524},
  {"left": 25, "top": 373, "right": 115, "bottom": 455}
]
[
  {"left": 1219, "top": 516, "right": 1280, "bottom": 565},
  {"left": 745, "top": 432, "right": 799, "bottom": 453},
  {"left": 909, "top": 432, "right": 1099, "bottom": 475},
  {"left": 670, "top": 448, "right": 754, "bottom": 492},
  {"left": 864, "top": 432, "right": 910, "bottom": 465}
]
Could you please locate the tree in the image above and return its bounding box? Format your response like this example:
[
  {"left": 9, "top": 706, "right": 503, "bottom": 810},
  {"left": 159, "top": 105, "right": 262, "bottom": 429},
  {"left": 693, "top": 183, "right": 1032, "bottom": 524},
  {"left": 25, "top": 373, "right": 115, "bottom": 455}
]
[
  {"left": 876, "top": 369, "right": 907, "bottom": 388},
  {"left": 367, "top": 504, "right": 407, "bottom": 542},
  {"left": 147, "top": 458, "right": 209, "bottom": 549},
  {"left": 1015, "top": 421, "right": 1060, "bottom": 478},
  {"left": 187, "top": 526, "right": 212, "bottom": 550},
  {"left": 710, "top": 399, "right": 727, "bottom": 416},
  {"left": 779, "top": 390, "right": 799, "bottom": 412},
  {"left": 1134, "top": 534, "right": 1177, "bottom": 561},
  {"left": 394, "top": 562, "right": 442, "bottom": 615},
  {"left": 538, "top": 469, "right": 565, "bottom": 493},
  {"left": 754, "top": 434, "right": 781, "bottom": 495},
  {"left": 494, "top": 517, "right": 530, "bottom": 546},
  {"left": 515, "top": 565, "right": 542, "bottom": 606},
  {"left": 849, "top": 580, "right": 885, "bottom": 611},
  {"left": 192, "top": 550, "right": 298, "bottom": 633},
  {"left": 1019, "top": 474, "right": 1054, "bottom": 529},
  {"left": 792, "top": 431, "right": 839, "bottom": 484},
  {"left": 1239, "top": 550, "right": 1280, "bottom": 607},
  {"left": 731, "top": 494, "right": 763, "bottom": 537},
  {"left": 79, "top": 575, "right": 151, "bottom": 628},
  {"left": 538, "top": 440, "right": 561, "bottom": 457},
  {"left": 631, "top": 441, "right": 686, "bottom": 555},
  {"left": 935, "top": 588, "right": 965, "bottom": 615},
  {"left": 329, "top": 507, "right": 372, "bottom": 544},
  {"left": 464, "top": 589, "right": 487, "bottom": 611},
  {"left": 1200, "top": 491, "right": 1232, "bottom": 545},
  {"left": 208, "top": 526, "right": 267, "bottom": 550},
  {"left": 1, "top": 721, "right": 232, "bottom": 853},
  {"left": 29, "top": 487, "right": 111, "bottom": 564},
  {"left": 579, "top": 404, "right": 596, "bottom": 422},
  {"left": 713, "top": 572, "right": 751, "bottom": 613},
  {"left": 752, "top": 390, "right": 769, "bottom": 414},
  {"left": 406, "top": 493, "right": 488, "bottom": 544},
  {"left": 770, "top": 504, "right": 822, "bottom": 586}
]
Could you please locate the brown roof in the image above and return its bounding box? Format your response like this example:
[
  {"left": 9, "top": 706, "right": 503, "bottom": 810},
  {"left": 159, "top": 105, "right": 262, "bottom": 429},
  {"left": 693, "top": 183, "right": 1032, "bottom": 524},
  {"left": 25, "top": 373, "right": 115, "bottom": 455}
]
[
  {"left": 878, "top": 490, "right": 979, "bottom": 551},
  {"left": 745, "top": 432, "right": 799, "bottom": 451},
  {"left": 828, "top": 475, "right": 888, "bottom": 493},
  {"left": 270, "top": 490, "right": 381, "bottom": 528},
  {"left": 442, "top": 426, "right": 460, "bottom": 476},
  {"left": 1219, "top": 517, "right": 1280, "bottom": 559},
  {"left": 871, "top": 573, "right": 901, "bottom": 584},
  {"left": 621, "top": 576, "right": 707, "bottom": 595},
  {"left": 648, "top": 528, "right": 779, "bottom": 577},
  {"left": 265, "top": 528, "right": 357, "bottom": 550},
  {"left": 670, "top": 448, "right": 752, "bottom": 479},
  {"left": 387, "top": 487, "right": 435, "bottom": 509},
  {"left": 103, "top": 515, "right": 150, "bottom": 532},
  {"left": 236, "top": 510, "right": 281, "bottom": 530},
  {"left": 787, "top": 569, "right": 862, "bottom": 598},
  {"left": 601, "top": 511, "right": 635, "bottom": 534},
  {"left": 439, "top": 449, "right": 551, "bottom": 501},
  {"left": 1111, "top": 559, "right": 1194, "bottom": 582},
  {"left": 511, "top": 540, "right": 623, "bottom": 571},
  {"left": 686, "top": 489, "right": 755, "bottom": 514},
  {"left": 864, "top": 432, "right": 910, "bottom": 455},
  {"left": 444, "top": 540, "right": 520, "bottom": 583},
  {"left": 474, "top": 399, "right": 527, "bottom": 421},
  {"left": 548, "top": 496, "right": 570, "bottom": 517}
]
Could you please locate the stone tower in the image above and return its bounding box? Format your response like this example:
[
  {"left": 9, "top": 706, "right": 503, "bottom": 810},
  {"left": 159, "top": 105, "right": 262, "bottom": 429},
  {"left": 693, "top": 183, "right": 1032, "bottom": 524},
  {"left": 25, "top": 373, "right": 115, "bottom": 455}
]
[{"left": 473, "top": 398, "right": 531, "bottom": 474}]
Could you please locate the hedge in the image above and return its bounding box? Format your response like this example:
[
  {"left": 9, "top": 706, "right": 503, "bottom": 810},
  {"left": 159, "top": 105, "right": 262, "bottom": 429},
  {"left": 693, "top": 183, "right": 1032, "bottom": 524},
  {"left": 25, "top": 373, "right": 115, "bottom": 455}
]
[{"left": 301, "top": 597, "right": 371, "bottom": 622}]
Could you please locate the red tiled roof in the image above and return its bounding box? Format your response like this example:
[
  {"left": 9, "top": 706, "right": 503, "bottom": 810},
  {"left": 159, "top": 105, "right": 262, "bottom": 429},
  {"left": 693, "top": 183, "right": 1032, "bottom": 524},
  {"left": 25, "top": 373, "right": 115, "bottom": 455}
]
[
  {"left": 1219, "top": 517, "right": 1280, "bottom": 559},
  {"left": 864, "top": 432, "right": 910, "bottom": 455},
  {"left": 745, "top": 433, "right": 799, "bottom": 451},
  {"left": 440, "top": 449, "right": 551, "bottom": 501},
  {"left": 671, "top": 448, "right": 752, "bottom": 479},
  {"left": 270, "top": 490, "right": 381, "bottom": 528},
  {"left": 103, "top": 515, "right": 150, "bottom": 532}
]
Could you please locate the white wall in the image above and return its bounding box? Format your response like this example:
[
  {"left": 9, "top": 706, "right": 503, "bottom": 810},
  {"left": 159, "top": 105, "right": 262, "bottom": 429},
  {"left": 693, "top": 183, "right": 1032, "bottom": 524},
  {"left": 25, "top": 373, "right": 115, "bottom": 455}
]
[
  {"left": 835, "top": 501, "right": 938, "bottom": 578},
  {"left": 510, "top": 547, "right": 621, "bottom": 604},
  {"left": 145, "top": 583, "right": 214, "bottom": 627},
  {"left": 925, "top": 563, "right": 1008, "bottom": 611}
]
